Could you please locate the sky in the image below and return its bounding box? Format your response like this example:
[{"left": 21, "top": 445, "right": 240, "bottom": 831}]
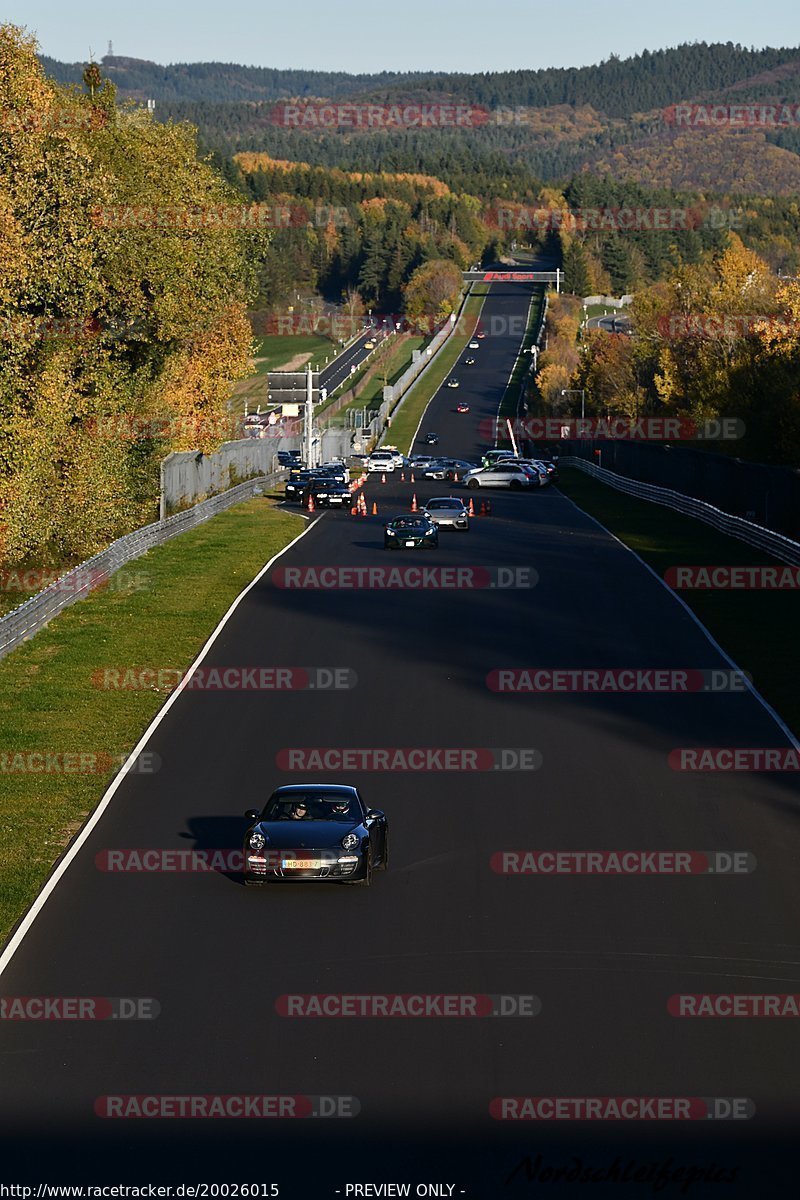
[{"left": 7, "top": 0, "right": 798, "bottom": 72}]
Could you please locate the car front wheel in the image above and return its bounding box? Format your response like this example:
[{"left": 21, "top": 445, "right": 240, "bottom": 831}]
[
  {"left": 353, "top": 858, "right": 373, "bottom": 886},
  {"left": 467, "top": 479, "right": 480, "bottom": 489}
]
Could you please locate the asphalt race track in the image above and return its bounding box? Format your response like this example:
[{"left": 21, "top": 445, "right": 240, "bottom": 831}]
[{"left": 1, "top": 278, "right": 800, "bottom": 1195}]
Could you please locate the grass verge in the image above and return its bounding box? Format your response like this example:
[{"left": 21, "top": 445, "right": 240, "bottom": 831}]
[
  {"left": 390, "top": 287, "right": 489, "bottom": 454},
  {"left": 327, "top": 335, "right": 428, "bottom": 426},
  {"left": 0, "top": 498, "right": 304, "bottom": 948},
  {"left": 557, "top": 467, "right": 798, "bottom": 738}
]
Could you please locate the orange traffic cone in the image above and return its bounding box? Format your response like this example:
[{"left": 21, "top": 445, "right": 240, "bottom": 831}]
[
  {"left": 468, "top": 497, "right": 475, "bottom": 516},
  {"left": 411, "top": 494, "right": 418, "bottom": 512},
  {"left": 453, "top": 471, "right": 459, "bottom": 482},
  {"left": 410, "top": 473, "right": 415, "bottom": 483},
  {"left": 371, "top": 501, "right": 378, "bottom": 516},
  {"left": 361, "top": 499, "right": 367, "bottom": 517},
  {"left": 306, "top": 493, "right": 315, "bottom": 512},
  {"left": 351, "top": 504, "right": 357, "bottom": 516},
  {"left": 381, "top": 473, "right": 386, "bottom": 484},
  {"left": 400, "top": 472, "right": 405, "bottom": 482},
  {"left": 479, "top": 500, "right": 487, "bottom": 516}
]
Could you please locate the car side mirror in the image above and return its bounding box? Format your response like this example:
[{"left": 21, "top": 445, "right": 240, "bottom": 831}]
[
  {"left": 366, "top": 808, "right": 384, "bottom": 820},
  {"left": 244, "top": 809, "right": 260, "bottom": 821}
]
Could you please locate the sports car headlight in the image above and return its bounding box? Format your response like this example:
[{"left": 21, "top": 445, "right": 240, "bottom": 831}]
[
  {"left": 341, "top": 833, "right": 359, "bottom": 850},
  {"left": 386, "top": 527, "right": 396, "bottom": 536},
  {"left": 425, "top": 527, "right": 436, "bottom": 536},
  {"left": 249, "top": 832, "right": 266, "bottom": 850}
]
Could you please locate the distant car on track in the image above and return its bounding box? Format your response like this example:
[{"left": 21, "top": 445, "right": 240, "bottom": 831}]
[
  {"left": 384, "top": 515, "right": 439, "bottom": 549},
  {"left": 243, "top": 784, "right": 387, "bottom": 887},
  {"left": 424, "top": 432, "right": 439, "bottom": 445},
  {"left": 464, "top": 356, "right": 476, "bottom": 365},
  {"left": 456, "top": 402, "right": 470, "bottom": 413},
  {"left": 469, "top": 340, "right": 479, "bottom": 349},
  {"left": 446, "top": 378, "right": 460, "bottom": 389}
]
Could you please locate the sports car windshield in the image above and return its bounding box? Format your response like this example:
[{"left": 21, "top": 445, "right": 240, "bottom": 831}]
[
  {"left": 426, "top": 500, "right": 461, "bottom": 510},
  {"left": 262, "top": 796, "right": 359, "bottom": 821},
  {"left": 389, "top": 518, "right": 429, "bottom": 530}
]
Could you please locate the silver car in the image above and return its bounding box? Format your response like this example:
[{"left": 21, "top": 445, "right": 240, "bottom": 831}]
[
  {"left": 464, "top": 463, "right": 537, "bottom": 490},
  {"left": 421, "top": 497, "right": 470, "bottom": 531}
]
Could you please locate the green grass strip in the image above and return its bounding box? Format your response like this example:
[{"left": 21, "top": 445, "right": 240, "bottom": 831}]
[
  {"left": 0, "top": 499, "right": 304, "bottom": 947},
  {"left": 390, "top": 287, "right": 489, "bottom": 454},
  {"left": 557, "top": 466, "right": 798, "bottom": 738}
]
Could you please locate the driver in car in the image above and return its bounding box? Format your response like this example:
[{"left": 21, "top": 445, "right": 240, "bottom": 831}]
[{"left": 290, "top": 802, "right": 309, "bottom": 820}]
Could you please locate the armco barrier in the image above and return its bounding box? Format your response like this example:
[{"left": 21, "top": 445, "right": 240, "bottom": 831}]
[
  {"left": 0, "top": 472, "right": 281, "bottom": 664},
  {"left": 560, "top": 457, "right": 800, "bottom": 566}
]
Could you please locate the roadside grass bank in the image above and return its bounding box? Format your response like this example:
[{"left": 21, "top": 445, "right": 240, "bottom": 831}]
[
  {"left": 0, "top": 499, "right": 304, "bottom": 948},
  {"left": 557, "top": 467, "right": 798, "bottom": 738},
  {"left": 327, "top": 335, "right": 428, "bottom": 427}
]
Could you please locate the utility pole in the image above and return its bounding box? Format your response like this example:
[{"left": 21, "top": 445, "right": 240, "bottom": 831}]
[{"left": 304, "top": 366, "right": 314, "bottom": 466}]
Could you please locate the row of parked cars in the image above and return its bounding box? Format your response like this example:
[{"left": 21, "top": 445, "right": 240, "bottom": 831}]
[{"left": 283, "top": 460, "right": 353, "bottom": 508}]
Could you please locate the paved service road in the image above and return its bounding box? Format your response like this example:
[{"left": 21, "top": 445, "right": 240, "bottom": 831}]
[{"left": 1, "top": 277, "right": 799, "bottom": 1194}]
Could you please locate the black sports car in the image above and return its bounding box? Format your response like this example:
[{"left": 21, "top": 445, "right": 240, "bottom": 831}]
[
  {"left": 284, "top": 470, "right": 329, "bottom": 501},
  {"left": 243, "top": 784, "right": 388, "bottom": 886},
  {"left": 302, "top": 479, "right": 352, "bottom": 508},
  {"left": 384, "top": 515, "right": 439, "bottom": 549}
]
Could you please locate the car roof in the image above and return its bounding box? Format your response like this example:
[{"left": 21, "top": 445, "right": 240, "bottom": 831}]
[{"left": 271, "top": 784, "right": 359, "bottom": 797}]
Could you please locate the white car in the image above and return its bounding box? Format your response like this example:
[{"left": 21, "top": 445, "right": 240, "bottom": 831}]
[
  {"left": 469, "top": 340, "right": 479, "bottom": 349},
  {"left": 367, "top": 452, "right": 396, "bottom": 473},
  {"left": 464, "top": 463, "right": 537, "bottom": 490},
  {"left": 381, "top": 445, "right": 405, "bottom": 468}
]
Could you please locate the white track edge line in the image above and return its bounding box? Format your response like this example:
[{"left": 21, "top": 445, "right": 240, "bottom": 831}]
[
  {"left": 557, "top": 488, "right": 800, "bottom": 751},
  {"left": 0, "top": 514, "right": 321, "bottom": 977}
]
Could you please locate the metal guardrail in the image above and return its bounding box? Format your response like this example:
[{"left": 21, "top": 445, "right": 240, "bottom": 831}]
[
  {"left": 0, "top": 471, "right": 282, "bottom": 664},
  {"left": 561, "top": 457, "right": 800, "bottom": 566}
]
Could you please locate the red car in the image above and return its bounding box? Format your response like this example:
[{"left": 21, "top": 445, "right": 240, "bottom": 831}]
[{"left": 456, "top": 402, "right": 470, "bottom": 413}]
